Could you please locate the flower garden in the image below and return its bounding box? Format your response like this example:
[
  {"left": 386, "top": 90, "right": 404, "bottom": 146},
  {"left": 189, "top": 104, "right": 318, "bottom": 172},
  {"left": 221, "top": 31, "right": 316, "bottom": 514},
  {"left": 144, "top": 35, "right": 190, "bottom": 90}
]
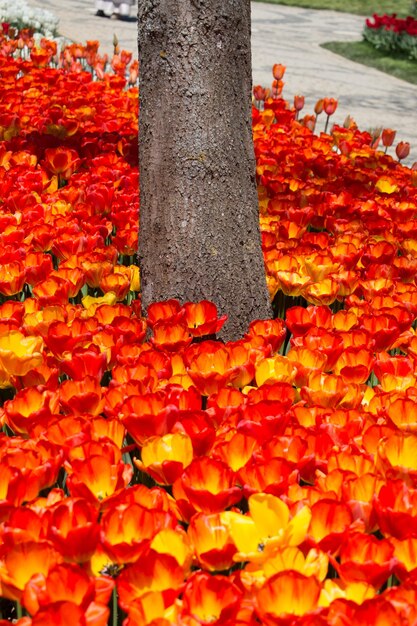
[
  {"left": 364, "top": 13, "right": 417, "bottom": 60},
  {"left": 1, "top": 20, "right": 417, "bottom": 626}
]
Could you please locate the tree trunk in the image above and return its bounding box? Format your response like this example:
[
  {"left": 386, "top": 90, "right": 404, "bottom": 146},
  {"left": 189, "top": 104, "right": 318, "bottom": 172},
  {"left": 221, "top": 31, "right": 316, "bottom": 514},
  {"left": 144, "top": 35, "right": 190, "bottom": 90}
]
[{"left": 138, "top": 0, "right": 272, "bottom": 340}]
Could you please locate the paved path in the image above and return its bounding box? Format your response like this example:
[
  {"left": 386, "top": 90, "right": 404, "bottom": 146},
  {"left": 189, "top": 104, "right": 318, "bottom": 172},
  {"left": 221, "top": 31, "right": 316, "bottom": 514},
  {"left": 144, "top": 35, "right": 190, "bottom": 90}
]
[{"left": 26, "top": 0, "right": 417, "bottom": 162}]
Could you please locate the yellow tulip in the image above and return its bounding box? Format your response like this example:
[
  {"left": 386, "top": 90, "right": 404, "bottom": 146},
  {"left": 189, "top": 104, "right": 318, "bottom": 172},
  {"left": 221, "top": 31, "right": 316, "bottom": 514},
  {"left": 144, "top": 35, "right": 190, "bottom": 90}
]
[
  {"left": 0, "top": 331, "right": 43, "bottom": 376},
  {"left": 227, "top": 493, "right": 311, "bottom": 563}
]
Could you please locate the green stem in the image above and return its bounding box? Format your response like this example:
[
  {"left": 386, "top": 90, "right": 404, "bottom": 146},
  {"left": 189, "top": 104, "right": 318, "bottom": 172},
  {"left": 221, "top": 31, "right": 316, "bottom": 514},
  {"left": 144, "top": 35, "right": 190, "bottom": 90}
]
[
  {"left": 16, "top": 601, "right": 22, "bottom": 620},
  {"left": 112, "top": 586, "right": 118, "bottom": 626}
]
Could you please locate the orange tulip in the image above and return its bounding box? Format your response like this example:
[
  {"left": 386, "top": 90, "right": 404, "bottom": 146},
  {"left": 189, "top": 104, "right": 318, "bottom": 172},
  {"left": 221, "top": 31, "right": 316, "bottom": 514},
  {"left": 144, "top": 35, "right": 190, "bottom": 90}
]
[
  {"left": 22, "top": 563, "right": 96, "bottom": 615},
  {"left": 386, "top": 396, "right": 417, "bottom": 432},
  {"left": 212, "top": 432, "right": 258, "bottom": 472},
  {"left": 66, "top": 453, "right": 132, "bottom": 503},
  {"left": 300, "top": 372, "right": 348, "bottom": 408},
  {"left": 391, "top": 536, "right": 417, "bottom": 580},
  {"left": 43, "top": 146, "right": 81, "bottom": 179},
  {"left": 4, "top": 387, "right": 59, "bottom": 435},
  {"left": 151, "top": 527, "right": 193, "bottom": 571},
  {"left": 272, "top": 63, "right": 286, "bottom": 80},
  {"left": 32, "top": 276, "right": 71, "bottom": 306},
  {"left": 255, "top": 354, "right": 297, "bottom": 387},
  {"left": 0, "top": 540, "right": 62, "bottom": 602},
  {"left": 287, "top": 346, "right": 328, "bottom": 386},
  {"left": 59, "top": 376, "right": 104, "bottom": 416},
  {"left": 183, "top": 300, "right": 227, "bottom": 337},
  {"left": 374, "top": 480, "right": 417, "bottom": 539},
  {"left": 187, "top": 512, "right": 237, "bottom": 571},
  {"left": 120, "top": 391, "right": 180, "bottom": 445},
  {"left": 151, "top": 320, "right": 192, "bottom": 352},
  {"left": 146, "top": 299, "right": 184, "bottom": 326},
  {"left": 48, "top": 498, "right": 100, "bottom": 562},
  {"left": 173, "top": 457, "right": 242, "bottom": 514},
  {"left": 134, "top": 432, "right": 194, "bottom": 485},
  {"left": 0, "top": 261, "right": 26, "bottom": 296},
  {"left": 238, "top": 456, "right": 299, "bottom": 498},
  {"left": 323, "top": 97, "right": 338, "bottom": 116},
  {"left": 0, "top": 331, "right": 43, "bottom": 377},
  {"left": 291, "top": 328, "right": 344, "bottom": 370},
  {"left": 377, "top": 432, "right": 417, "bottom": 482},
  {"left": 116, "top": 549, "right": 184, "bottom": 609},
  {"left": 333, "top": 347, "right": 374, "bottom": 384},
  {"left": 100, "top": 503, "right": 175, "bottom": 564},
  {"left": 185, "top": 341, "right": 254, "bottom": 395},
  {"left": 256, "top": 570, "right": 321, "bottom": 621},
  {"left": 245, "top": 318, "right": 286, "bottom": 353},
  {"left": 336, "top": 531, "right": 396, "bottom": 588},
  {"left": 314, "top": 98, "right": 324, "bottom": 115},
  {"left": 99, "top": 271, "right": 130, "bottom": 300},
  {"left": 253, "top": 85, "right": 268, "bottom": 102},
  {"left": 396, "top": 141, "right": 410, "bottom": 161},
  {"left": 342, "top": 472, "right": 381, "bottom": 530},
  {"left": 181, "top": 571, "right": 243, "bottom": 625},
  {"left": 308, "top": 499, "right": 353, "bottom": 552},
  {"left": 381, "top": 128, "right": 396, "bottom": 148}
]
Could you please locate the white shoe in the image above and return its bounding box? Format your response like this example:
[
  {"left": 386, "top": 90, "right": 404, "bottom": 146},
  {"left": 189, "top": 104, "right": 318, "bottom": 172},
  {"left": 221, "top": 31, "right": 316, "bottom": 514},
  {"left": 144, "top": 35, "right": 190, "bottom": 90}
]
[
  {"left": 95, "top": 0, "right": 113, "bottom": 17},
  {"left": 118, "top": 3, "right": 131, "bottom": 17}
]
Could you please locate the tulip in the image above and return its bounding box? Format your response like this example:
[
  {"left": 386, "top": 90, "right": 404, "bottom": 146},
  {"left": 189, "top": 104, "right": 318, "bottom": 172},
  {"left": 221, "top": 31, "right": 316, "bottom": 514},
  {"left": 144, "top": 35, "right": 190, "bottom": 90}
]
[
  {"left": 336, "top": 531, "right": 396, "bottom": 588},
  {"left": 396, "top": 141, "right": 410, "bottom": 161},
  {"left": 308, "top": 499, "right": 354, "bottom": 553},
  {"left": 116, "top": 550, "right": 184, "bottom": 609},
  {"left": 256, "top": 570, "right": 321, "bottom": 621},
  {"left": 100, "top": 503, "right": 175, "bottom": 563},
  {"left": 272, "top": 63, "right": 286, "bottom": 80},
  {"left": 187, "top": 512, "right": 237, "bottom": 571},
  {"left": 0, "top": 541, "right": 62, "bottom": 602},
  {"left": 43, "top": 147, "right": 81, "bottom": 183},
  {"left": 174, "top": 457, "right": 242, "bottom": 514},
  {"left": 381, "top": 127, "right": 396, "bottom": 150},
  {"left": 183, "top": 300, "right": 227, "bottom": 337},
  {"left": 314, "top": 98, "right": 324, "bottom": 115},
  {"left": 323, "top": 97, "right": 338, "bottom": 133},
  {"left": 253, "top": 85, "right": 268, "bottom": 108},
  {"left": 48, "top": 498, "right": 100, "bottom": 562},
  {"left": 134, "top": 432, "right": 194, "bottom": 484},
  {"left": 0, "top": 331, "right": 43, "bottom": 378},
  {"left": 181, "top": 571, "right": 243, "bottom": 625},
  {"left": 227, "top": 492, "right": 311, "bottom": 563},
  {"left": 293, "top": 94, "right": 305, "bottom": 120},
  {"left": 151, "top": 527, "right": 193, "bottom": 570}
]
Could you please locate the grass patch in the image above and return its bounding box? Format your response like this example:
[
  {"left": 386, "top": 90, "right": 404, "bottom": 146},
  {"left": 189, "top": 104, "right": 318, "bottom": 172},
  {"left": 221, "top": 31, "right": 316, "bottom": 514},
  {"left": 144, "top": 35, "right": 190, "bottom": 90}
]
[
  {"left": 321, "top": 40, "right": 417, "bottom": 84},
  {"left": 253, "top": 0, "right": 415, "bottom": 18}
]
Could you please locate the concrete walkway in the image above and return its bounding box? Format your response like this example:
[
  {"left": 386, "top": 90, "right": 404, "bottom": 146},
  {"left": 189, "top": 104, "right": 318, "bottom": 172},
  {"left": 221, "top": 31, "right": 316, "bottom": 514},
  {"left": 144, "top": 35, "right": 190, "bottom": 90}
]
[{"left": 26, "top": 0, "right": 417, "bottom": 162}]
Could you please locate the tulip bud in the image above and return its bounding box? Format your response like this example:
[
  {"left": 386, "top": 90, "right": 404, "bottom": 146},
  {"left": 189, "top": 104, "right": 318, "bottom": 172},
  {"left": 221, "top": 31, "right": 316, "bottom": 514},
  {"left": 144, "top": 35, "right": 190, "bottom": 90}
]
[
  {"left": 381, "top": 128, "right": 396, "bottom": 148},
  {"left": 370, "top": 127, "right": 382, "bottom": 149},
  {"left": 396, "top": 141, "right": 410, "bottom": 161},
  {"left": 113, "top": 33, "right": 119, "bottom": 55},
  {"left": 272, "top": 63, "right": 286, "bottom": 80},
  {"left": 253, "top": 85, "right": 267, "bottom": 102},
  {"left": 323, "top": 97, "right": 338, "bottom": 116},
  {"left": 314, "top": 99, "right": 324, "bottom": 115},
  {"left": 293, "top": 95, "right": 305, "bottom": 111}
]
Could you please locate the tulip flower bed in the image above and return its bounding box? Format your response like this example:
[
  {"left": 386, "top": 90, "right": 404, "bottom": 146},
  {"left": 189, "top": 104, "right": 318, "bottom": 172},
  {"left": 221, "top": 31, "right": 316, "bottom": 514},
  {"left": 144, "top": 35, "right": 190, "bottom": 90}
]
[
  {"left": 364, "top": 13, "right": 417, "bottom": 60},
  {"left": 2, "top": 25, "right": 417, "bottom": 626}
]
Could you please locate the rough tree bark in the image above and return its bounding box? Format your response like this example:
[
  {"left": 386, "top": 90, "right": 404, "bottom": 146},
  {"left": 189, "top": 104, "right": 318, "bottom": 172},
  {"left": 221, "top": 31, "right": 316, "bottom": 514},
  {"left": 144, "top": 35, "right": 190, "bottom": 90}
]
[{"left": 138, "top": 0, "right": 272, "bottom": 340}]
